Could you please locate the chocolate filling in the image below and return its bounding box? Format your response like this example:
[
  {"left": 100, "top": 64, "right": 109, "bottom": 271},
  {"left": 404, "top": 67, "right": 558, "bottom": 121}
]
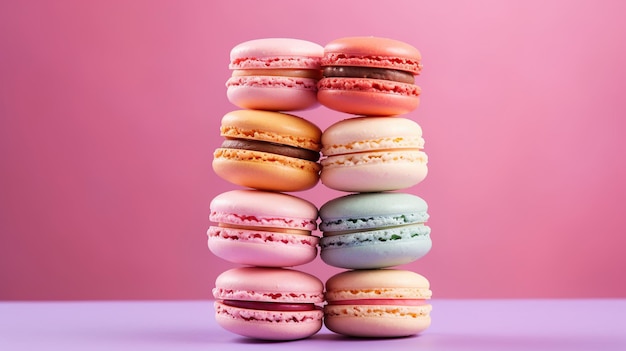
[
  {"left": 323, "top": 66, "right": 415, "bottom": 84},
  {"left": 221, "top": 139, "right": 320, "bottom": 162}
]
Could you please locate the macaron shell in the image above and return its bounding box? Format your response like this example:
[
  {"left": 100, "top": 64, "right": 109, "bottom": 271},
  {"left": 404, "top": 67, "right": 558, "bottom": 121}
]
[
  {"left": 213, "top": 267, "right": 325, "bottom": 304},
  {"left": 323, "top": 304, "right": 431, "bottom": 338},
  {"left": 325, "top": 269, "right": 432, "bottom": 298},
  {"left": 320, "top": 152, "right": 427, "bottom": 192},
  {"left": 317, "top": 82, "right": 420, "bottom": 116},
  {"left": 207, "top": 226, "right": 319, "bottom": 267},
  {"left": 215, "top": 301, "right": 323, "bottom": 340},
  {"left": 320, "top": 225, "right": 431, "bottom": 269},
  {"left": 227, "top": 78, "right": 319, "bottom": 111},
  {"left": 319, "top": 192, "right": 429, "bottom": 232},
  {"left": 221, "top": 110, "right": 322, "bottom": 151},
  {"left": 213, "top": 149, "right": 320, "bottom": 192},
  {"left": 321, "top": 116, "right": 423, "bottom": 155},
  {"left": 321, "top": 36, "right": 422, "bottom": 74},
  {"left": 229, "top": 38, "right": 324, "bottom": 70},
  {"left": 209, "top": 189, "right": 318, "bottom": 231}
]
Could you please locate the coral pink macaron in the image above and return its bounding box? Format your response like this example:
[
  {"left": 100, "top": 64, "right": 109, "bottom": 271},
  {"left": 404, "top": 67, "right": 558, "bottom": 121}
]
[
  {"left": 320, "top": 116, "right": 428, "bottom": 192},
  {"left": 226, "top": 38, "right": 324, "bottom": 111},
  {"left": 318, "top": 36, "right": 423, "bottom": 116},
  {"left": 208, "top": 189, "right": 319, "bottom": 267},
  {"left": 213, "top": 267, "right": 325, "bottom": 340},
  {"left": 324, "top": 269, "right": 433, "bottom": 338}
]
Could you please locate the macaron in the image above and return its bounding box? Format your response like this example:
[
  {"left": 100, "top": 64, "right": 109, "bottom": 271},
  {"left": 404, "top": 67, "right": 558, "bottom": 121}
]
[
  {"left": 319, "top": 192, "right": 431, "bottom": 269},
  {"left": 208, "top": 189, "right": 319, "bottom": 267},
  {"left": 213, "top": 109, "right": 322, "bottom": 192},
  {"left": 324, "top": 269, "right": 432, "bottom": 338},
  {"left": 318, "top": 36, "right": 422, "bottom": 116},
  {"left": 320, "top": 117, "right": 428, "bottom": 192},
  {"left": 213, "top": 267, "right": 324, "bottom": 340},
  {"left": 226, "top": 38, "right": 324, "bottom": 111}
]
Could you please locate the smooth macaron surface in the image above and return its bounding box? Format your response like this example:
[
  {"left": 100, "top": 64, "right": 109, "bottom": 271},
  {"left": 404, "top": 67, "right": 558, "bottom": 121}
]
[
  {"left": 324, "top": 269, "right": 432, "bottom": 338},
  {"left": 213, "top": 110, "right": 322, "bottom": 192},
  {"left": 318, "top": 36, "right": 422, "bottom": 116},
  {"left": 208, "top": 189, "right": 320, "bottom": 267},
  {"left": 227, "top": 38, "right": 324, "bottom": 111},
  {"left": 213, "top": 267, "right": 324, "bottom": 340},
  {"left": 320, "top": 117, "right": 428, "bottom": 193},
  {"left": 318, "top": 192, "right": 431, "bottom": 269}
]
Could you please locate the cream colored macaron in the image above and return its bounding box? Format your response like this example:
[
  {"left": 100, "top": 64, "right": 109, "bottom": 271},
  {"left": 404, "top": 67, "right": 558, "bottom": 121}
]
[
  {"left": 320, "top": 117, "right": 428, "bottom": 192},
  {"left": 324, "top": 269, "right": 433, "bottom": 338}
]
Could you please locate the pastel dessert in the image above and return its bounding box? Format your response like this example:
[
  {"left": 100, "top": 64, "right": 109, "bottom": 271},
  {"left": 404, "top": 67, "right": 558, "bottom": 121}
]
[
  {"left": 319, "top": 192, "right": 431, "bottom": 269},
  {"left": 213, "top": 109, "right": 322, "bottom": 192},
  {"left": 208, "top": 189, "right": 319, "bottom": 267},
  {"left": 324, "top": 269, "right": 432, "bottom": 338},
  {"left": 320, "top": 117, "right": 428, "bottom": 192},
  {"left": 213, "top": 267, "right": 324, "bottom": 340},
  {"left": 226, "top": 38, "right": 324, "bottom": 111},
  {"left": 318, "top": 36, "right": 422, "bottom": 116}
]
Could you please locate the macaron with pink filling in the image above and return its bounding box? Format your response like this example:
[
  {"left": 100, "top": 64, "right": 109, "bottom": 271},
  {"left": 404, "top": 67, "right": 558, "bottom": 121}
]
[
  {"left": 324, "top": 269, "right": 433, "bottom": 338},
  {"left": 320, "top": 116, "right": 428, "bottom": 192},
  {"left": 213, "top": 267, "right": 324, "bottom": 340},
  {"left": 318, "top": 36, "right": 423, "bottom": 116},
  {"left": 226, "top": 38, "right": 324, "bottom": 111},
  {"left": 208, "top": 189, "right": 319, "bottom": 267}
]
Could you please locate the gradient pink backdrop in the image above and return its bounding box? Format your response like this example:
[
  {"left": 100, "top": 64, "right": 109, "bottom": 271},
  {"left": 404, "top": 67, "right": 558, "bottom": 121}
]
[{"left": 1, "top": 0, "right": 625, "bottom": 300}]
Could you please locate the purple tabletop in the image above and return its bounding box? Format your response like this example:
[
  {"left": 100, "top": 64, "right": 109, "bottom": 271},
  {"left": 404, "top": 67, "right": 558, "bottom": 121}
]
[{"left": 1, "top": 299, "right": 625, "bottom": 350}]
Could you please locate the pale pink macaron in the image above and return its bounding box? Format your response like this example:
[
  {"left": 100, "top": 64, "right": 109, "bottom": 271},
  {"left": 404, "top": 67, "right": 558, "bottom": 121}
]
[
  {"left": 324, "top": 269, "right": 433, "bottom": 338},
  {"left": 226, "top": 38, "right": 324, "bottom": 111},
  {"left": 320, "top": 116, "right": 428, "bottom": 192},
  {"left": 208, "top": 189, "right": 319, "bottom": 267},
  {"left": 213, "top": 267, "right": 324, "bottom": 340}
]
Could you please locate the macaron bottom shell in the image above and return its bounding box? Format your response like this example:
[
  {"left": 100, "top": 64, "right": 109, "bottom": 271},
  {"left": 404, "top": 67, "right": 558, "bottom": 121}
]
[
  {"left": 323, "top": 303, "right": 432, "bottom": 338},
  {"left": 215, "top": 301, "right": 323, "bottom": 340},
  {"left": 207, "top": 226, "right": 319, "bottom": 267},
  {"left": 212, "top": 149, "right": 320, "bottom": 192},
  {"left": 227, "top": 83, "right": 319, "bottom": 111},
  {"left": 320, "top": 155, "right": 427, "bottom": 192},
  {"left": 317, "top": 83, "right": 420, "bottom": 116},
  {"left": 320, "top": 226, "right": 432, "bottom": 269}
]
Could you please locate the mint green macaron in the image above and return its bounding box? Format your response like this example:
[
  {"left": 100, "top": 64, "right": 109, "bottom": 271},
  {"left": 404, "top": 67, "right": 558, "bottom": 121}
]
[{"left": 319, "top": 192, "right": 431, "bottom": 269}]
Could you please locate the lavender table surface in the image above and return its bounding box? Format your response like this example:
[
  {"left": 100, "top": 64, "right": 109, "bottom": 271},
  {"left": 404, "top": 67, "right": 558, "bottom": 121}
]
[{"left": 1, "top": 299, "right": 624, "bottom": 351}]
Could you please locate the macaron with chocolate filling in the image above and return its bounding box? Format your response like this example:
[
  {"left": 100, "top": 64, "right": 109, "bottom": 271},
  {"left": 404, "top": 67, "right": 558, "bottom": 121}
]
[
  {"left": 318, "top": 36, "right": 423, "bottom": 116},
  {"left": 213, "top": 110, "right": 322, "bottom": 192}
]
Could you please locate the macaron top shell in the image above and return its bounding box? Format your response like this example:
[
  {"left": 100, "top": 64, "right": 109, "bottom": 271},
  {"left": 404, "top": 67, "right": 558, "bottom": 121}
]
[
  {"left": 321, "top": 36, "right": 422, "bottom": 74},
  {"left": 221, "top": 110, "right": 322, "bottom": 151},
  {"left": 319, "top": 192, "right": 428, "bottom": 232},
  {"left": 213, "top": 267, "right": 324, "bottom": 303},
  {"left": 230, "top": 38, "right": 324, "bottom": 70},
  {"left": 321, "top": 117, "right": 424, "bottom": 156},
  {"left": 325, "top": 269, "right": 432, "bottom": 301},
  {"left": 210, "top": 190, "right": 318, "bottom": 231}
]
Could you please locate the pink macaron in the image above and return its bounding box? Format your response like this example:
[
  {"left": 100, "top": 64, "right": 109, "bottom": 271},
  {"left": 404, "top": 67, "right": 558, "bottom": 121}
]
[
  {"left": 226, "top": 38, "right": 324, "bottom": 111},
  {"left": 213, "top": 267, "right": 325, "bottom": 340},
  {"left": 208, "top": 189, "right": 319, "bottom": 267},
  {"left": 318, "top": 36, "right": 422, "bottom": 116},
  {"left": 320, "top": 116, "right": 428, "bottom": 192}
]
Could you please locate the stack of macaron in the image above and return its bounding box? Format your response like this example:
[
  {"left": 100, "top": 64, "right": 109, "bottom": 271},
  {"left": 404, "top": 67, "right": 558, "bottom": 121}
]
[
  {"left": 208, "top": 36, "right": 433, "bottom": 341},
  {"left": 208, "top": 38, "right": 327, "bottom": 340},
  {"left": 315, "top": 37, "right": 433, "bottom": 338}
]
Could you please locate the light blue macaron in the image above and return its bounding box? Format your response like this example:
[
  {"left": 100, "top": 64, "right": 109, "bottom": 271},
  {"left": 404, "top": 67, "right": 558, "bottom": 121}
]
[{"left": 319, "top": 192, "right": 431, "bottom": 269}]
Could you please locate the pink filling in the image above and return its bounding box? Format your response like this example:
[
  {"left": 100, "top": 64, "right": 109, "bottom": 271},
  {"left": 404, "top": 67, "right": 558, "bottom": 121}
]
[
  {"left": 328, "top": 299, "right": 427, "bottom": 306},
  {"left": 223, "top": 300, "right": 319, "bottom": 311}
]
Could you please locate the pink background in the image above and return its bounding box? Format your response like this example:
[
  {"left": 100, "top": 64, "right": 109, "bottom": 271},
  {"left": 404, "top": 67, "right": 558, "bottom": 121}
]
[{"left": 1, "top": 0, "right": 625, "bottom": 300}]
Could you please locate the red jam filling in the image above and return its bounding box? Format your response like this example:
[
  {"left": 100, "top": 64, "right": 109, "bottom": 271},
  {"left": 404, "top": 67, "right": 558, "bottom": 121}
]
[{"left": 222, "top": 300, "right": 318, "bottom": 311}]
